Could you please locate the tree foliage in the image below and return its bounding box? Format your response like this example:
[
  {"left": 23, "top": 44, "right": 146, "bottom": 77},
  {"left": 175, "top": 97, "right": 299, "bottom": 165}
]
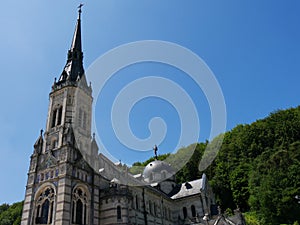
[
  {"left": 0, "top": 201, "right": 23, "bottom": 225},
  {"left": 130, "top": 106, "right": 300, "bottom": 224}
]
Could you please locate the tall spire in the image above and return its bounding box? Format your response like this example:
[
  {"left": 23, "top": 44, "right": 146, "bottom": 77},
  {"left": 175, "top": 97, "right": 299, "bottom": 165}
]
[
  {"left": 58, "top": 5, "right": 85, "bottom": 84},
  {"left": 71, "top": 4, "right": 83, "bottom": 52}
]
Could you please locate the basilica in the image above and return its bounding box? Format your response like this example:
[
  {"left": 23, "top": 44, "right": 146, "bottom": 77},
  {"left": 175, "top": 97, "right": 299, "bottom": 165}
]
[{"left": 21, "top": 8, "right": 245, "bottom": 225}]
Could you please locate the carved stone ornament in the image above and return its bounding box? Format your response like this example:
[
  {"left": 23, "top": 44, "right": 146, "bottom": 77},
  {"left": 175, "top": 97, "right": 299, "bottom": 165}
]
[{"left": 40, "top": 151, "right": 58, "bottom": 170}]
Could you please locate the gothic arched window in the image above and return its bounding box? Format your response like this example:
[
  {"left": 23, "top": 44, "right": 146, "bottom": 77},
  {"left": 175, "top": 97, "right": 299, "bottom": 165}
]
[
  {"left": 72, "top": 186, "right": 89, "bottom": 225},
  {"left": 57, "top": 106, "right": 63, "bottom": 125},
  {"left": 183, "top": 207, "right": 187, "bottom": 219},
  {"left": 51, "top": 109, "right": 57, "bottom": 128},
  {"left": 78, "top": 108, "right": 88, "bottom": 130},
  {"left": 35, "top": 187, "right": 55, "bottom": 224},
  {"left": 117, "top": 205, "right": 122, "bottom": 221},
  {"left": 191, "top": 205, "right": 196, "bottom": 217}
]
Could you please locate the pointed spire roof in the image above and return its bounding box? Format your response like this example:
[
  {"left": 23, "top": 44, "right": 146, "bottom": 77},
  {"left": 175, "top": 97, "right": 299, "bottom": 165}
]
[
  {"left": 58, "top": 5, "right": 85, "bottom": 84},
  {"left": 71, "top": 4, "right": 83, "bottom": 53},
  {"left": 33, "top": 129, "right": 44, "bottom": 154}
]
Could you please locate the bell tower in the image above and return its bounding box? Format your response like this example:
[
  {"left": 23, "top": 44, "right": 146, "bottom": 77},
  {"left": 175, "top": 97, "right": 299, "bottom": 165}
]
[
  {"left": 45, "top": 4, "right": 92, "bottom": 157},
  {"left": 21, "top": 6, "right": 100, "bottom": 225}
]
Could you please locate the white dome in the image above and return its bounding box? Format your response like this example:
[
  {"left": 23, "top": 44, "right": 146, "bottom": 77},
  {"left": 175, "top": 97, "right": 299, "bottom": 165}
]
[{"left": 143, "top": 160, "right": 175, "bottom": 183}]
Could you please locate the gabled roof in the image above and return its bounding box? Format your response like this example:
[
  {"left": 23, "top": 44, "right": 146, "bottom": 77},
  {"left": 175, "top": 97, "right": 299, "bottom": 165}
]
[
  {"left": 169, "top": 173, "right": 208, "bottom": 199},
  {"left": 170, "top": 179, "right": 203, "bottom": 199}
]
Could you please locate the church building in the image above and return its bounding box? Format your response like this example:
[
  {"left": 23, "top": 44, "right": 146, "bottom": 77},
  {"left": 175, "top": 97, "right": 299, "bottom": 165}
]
[{"left": 21, "top": 7, "right": 245, "bottom": 225}]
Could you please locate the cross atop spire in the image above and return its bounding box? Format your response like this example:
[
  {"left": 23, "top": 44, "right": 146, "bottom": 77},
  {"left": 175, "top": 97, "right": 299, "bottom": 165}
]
[{"left": 78, "top": 3, "right": 84, "bottom": 15}]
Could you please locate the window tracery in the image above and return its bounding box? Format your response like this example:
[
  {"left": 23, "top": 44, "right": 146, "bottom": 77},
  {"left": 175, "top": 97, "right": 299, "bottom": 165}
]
[
  {"left": 72, "top": 186, "right": 89, "bottom": 225},
  {"left": 35, "top": 187, "right": 55, "bottom": 224},
  {"left": 51, "top": 106, "right": 63, "bottom": 128}
]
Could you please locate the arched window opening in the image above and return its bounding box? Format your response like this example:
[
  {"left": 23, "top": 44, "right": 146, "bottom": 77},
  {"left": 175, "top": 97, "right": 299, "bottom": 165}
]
[
  {"left": 57, "top": 106, "right": 63, "bottom": 125},
  {"left": 35, "top": 205, "right": 40, "bottom": 224},
  {"left": 183, "top": 207, "right": 187, "bottom": 219},
  {"left": 135, "top": 195, "right": 139, "bottom": 210},
  {"left": 51, "top": 109, "right": 57, "bottom": 128},
  {"left": 52, "top": 139, "right": 58, "bottom": 149},
  {"left": 117, "top": 205, "right": 122, "bottom": 220},
  {"left": 191, "top": 205, "right": 196, "bottom": 217},
  {"left": 49, "top": 201, "right": 53, "bottom": 223},
  {"left": 41, "top": 199, "right": 49, "bottom": 223},
  {"left": 51, "top": 106, "right": 63, "bottom": 128},
  {"left": 72, "top": 187, "right": 89, "bottom": 225},
  {"left": 75, "top": 199, "right": 83, "bottom": 224},
  {"left": 35, "top": 187, "right": 55, "bottom": 224}
]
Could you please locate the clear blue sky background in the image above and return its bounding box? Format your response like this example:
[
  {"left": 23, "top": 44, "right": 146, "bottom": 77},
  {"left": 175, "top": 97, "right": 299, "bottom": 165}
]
[{"left": 0, "top": 1, "right": 299, "bottom": 204}]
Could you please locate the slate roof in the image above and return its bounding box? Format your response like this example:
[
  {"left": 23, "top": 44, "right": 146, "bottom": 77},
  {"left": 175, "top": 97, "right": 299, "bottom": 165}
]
[
  {"left": 170, "top": 178, "right": 203, "bottom": 199},
  {"left": 57, "top": 8, "right": 85, "bottom": 84}
]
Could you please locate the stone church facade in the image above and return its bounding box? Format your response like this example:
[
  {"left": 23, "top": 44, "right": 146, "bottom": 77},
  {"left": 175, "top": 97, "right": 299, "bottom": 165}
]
[{"left": 21, "top": 8, "right": 245, "bottom": 225}]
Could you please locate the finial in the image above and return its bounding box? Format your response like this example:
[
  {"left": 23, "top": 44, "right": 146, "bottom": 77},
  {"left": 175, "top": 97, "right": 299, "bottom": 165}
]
[
  {"left": 78, "top": 3, "right": 84, "bottom": 17},
  {"left": 92, "top": 132, "right": 95, "bottom": 139},
  {"left": 40, "top": 129, "right": 43, "bottom": 136},
  {"left": 153, "top": 144, "right": 158, "bottom": 160}
]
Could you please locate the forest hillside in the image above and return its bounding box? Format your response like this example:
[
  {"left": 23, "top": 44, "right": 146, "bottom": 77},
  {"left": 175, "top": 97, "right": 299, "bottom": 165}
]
[{"left": 131, "top": 106, "right": 300, "bottom": 225}]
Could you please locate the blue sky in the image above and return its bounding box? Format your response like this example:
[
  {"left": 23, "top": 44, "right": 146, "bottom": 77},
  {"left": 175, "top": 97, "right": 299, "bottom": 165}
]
[{"left": 0, "top": 1, "right": 299, "bottom": 204}]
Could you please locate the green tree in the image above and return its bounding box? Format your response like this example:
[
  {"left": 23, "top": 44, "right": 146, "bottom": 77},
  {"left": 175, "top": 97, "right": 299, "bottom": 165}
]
[
  {"left": 0, "top": 201, "right": 23, "bottom": 225},
  {"left": 249, "top": 143, "right": 300, "bottom": 224}
]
